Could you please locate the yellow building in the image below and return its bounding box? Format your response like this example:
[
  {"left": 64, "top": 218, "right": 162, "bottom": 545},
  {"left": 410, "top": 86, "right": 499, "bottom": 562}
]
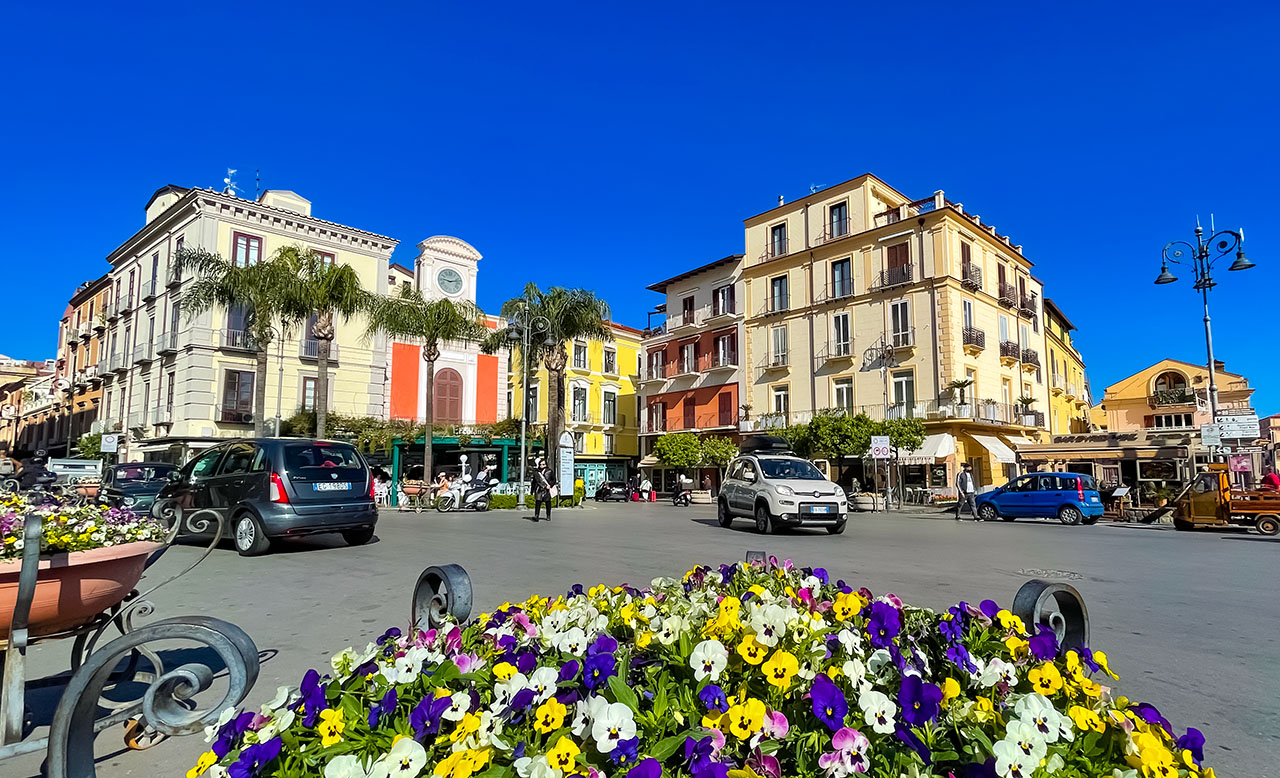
[
  {"left": 97, "top": 185, "right": 398, "bottom": 462},
  {"left": 508, "top": 322, "right": 642, "bottom": 491},
  {"left": 739, "top": 174, "right": 1052, "bottom": 490},
  {"left": 1043, "top": 299, "right": 1092, "bottom": 434}
]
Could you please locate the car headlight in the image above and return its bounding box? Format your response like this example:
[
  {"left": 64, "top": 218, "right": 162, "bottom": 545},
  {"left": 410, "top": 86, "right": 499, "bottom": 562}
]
[
  {"left": 122, "top": 495, "right": 137, "bottom": 507},
  {"left": 776, "top": 485, "right": 794, "bottom": 496}
]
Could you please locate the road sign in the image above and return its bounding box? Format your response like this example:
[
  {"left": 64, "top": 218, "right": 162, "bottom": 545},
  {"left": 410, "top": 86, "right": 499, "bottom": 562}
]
[
  {"left": 1202, "top": 415, "right": 1259, "bottom": 444},
  {"left": 870, "top": 436, "right": 891, "bottom": 459},
  {"left": 557, "top": 431, "right": 575, "bottom": 493},
  {"left": 101, "top": 433, "right": 119, "bottom": 453}
]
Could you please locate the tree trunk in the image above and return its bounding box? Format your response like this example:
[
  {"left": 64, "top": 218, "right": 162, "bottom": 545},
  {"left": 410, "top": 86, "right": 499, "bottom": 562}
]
[
  {"left": 422, "top": 346, "right": 438, "bottom": 486},
  {"left": 315, "top": 311, "right": 335, "bottom": 438},
  {"left": 254, "top": 341, "right": 269, "bottom": 437},
  {"left": 543, "top": 345, "right": 568, "bottom": 479}
]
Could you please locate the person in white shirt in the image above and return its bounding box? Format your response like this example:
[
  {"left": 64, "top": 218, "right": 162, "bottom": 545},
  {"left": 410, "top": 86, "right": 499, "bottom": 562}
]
[{"left": 955, "top": 462, "right": 978, "bottom": 520}]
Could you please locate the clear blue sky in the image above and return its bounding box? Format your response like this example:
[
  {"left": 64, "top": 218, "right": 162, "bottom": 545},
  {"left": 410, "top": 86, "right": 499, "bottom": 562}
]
[{"left": 3, "top": 1, "right": 1276, "bottom": 413}]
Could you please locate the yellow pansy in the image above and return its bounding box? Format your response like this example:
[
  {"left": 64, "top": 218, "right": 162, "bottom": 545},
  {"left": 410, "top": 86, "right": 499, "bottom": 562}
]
[
  {"left": 1028, "top": 663, "right": 1064, "bottom": 695},
  {"left": 972, "top": 696, "right": 994, "bottom": 722},
  {"left": 449, "top": 712, "right": 481, "bottom": 743},
  {"left": 737, "top": 634, "right": 768, "bottom": 665},
  {"left": 1181, "top": 750, "right": 1200, "bottom": 772},
  {"left": 636, "top": 630, "right": 653, "bottom": 649},
  {"left": 826, "top": 665, "right": 842, "bottom": 681},
  {"left": 493, "top": 662, "right": 517, "bottom": 680},
  {"left": 996, "top": 609, "right": 1027, "bottom": 635},
  {"left": 434, "top": 751, "right": 466, "bottom": 777},
  {"left": 434, "top": 687, "right": 453, "bottom": 699},
  {"left": 534, "top": 698, "right": 567, "bottom": 733},
  {"left": 1093, "top": 650, "right": 1120, "bottom": 679},
  {"left": 1068, "top": 705, "right": 1105, "bottom": 733},
  {"left": 620, "top": 601, "right": 638, "bottom": 624},
  {"left": 318, "top": 707, "right": 345, "bottom": 747},
  {"left": 747, "top": 584, "right": 768, "bottom": 599},
  {"left": 726, "top": 698, "right": 766, "bottom": 739},
  {"left": 547, "top": 736, "right": 581, "bottom": 773},
  {"left": 187, "top": 750, "right": 217, "bottom": 778},
  {"left": 762, "top": 649, "right": 799, "bottom": 690},
  {"left": 1004, "top": 635, "right": 1030, "bottom": 660},
  {"left": 702, "top": 709, "right": 729, "bottom": 729},
  {"left": 941, "top": 677, "right": 961, "bottom": 707},
  {"left": 830, "top": 593, "right": 859, "bottom": 621},
  {"left": 456, "top": 749, "right": 491, "bottom": 778}
]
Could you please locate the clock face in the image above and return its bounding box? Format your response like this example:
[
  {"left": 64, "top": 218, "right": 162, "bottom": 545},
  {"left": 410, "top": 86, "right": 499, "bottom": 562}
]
[{"left": 437, "top": 268, "right": 464, "bottom": 295}]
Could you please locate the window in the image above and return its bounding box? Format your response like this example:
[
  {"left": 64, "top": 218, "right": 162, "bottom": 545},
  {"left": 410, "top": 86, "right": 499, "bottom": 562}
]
[
  {"left": 647, "top": 349, "right": 666, "bottom": 380},
  {"left": 831, "top": 258, "right": 852, "bottom": 298},
  {"left": 233, "top": 232, "right": 261, "bottom": 267},
  {"left": 573, "top": 342, "right": 588, "bottom": 370},
  {"left": 887, "top": 242, "right": 909, "bottom": 269},
  {"left": 434, "top": 368, "right": 464, "bottom": 423},
  {"left": 1153, "top": 413, "right": 1194, "bottom": 429},
  {"left": 573, "top": 432, "right": 585, "bottom": 454},
  {"left": 833, "top": 377, "right": 853, "bottom": 411},
  {"left": 142, "top": 381, "right": 151, "bottom": 422},
  {"left": 301, "top": 376, "right": 317, "bottom": 411},
  {"left": 718, "top": 392, "right": 734, "bottom": 426},
  {"left": 647, "top": 402, "right": 666, "bottom": 432},
  {"left": 832, "top": 313, "right": 851, "bottom": 356},
  {"left": 506, "top": 390, "right": 512, "bottom": 417},
  {"left": 680, "top": 342, "right": 698, "bottom": 373},
  {"left": 772, "top": 385, "right": 789, "bottom": 415},
  {"left": 104, "top": 387, "right": 112, "bottom": 418},
  {"left": 769, "top": 223, "right": 787, "bottom": 256},
  {"left": 603, "top": 391, "right": 617, "bottom": 425},
  {"left": 683, "top": 398, "right": 695, "bottom": 429},
  {"left": 892, "top": 371, "right": 915, "bottom": 412},
  {"left": 170, "top": 300, "right": 181, "bottom": 335},
  {"left": 963, "top": 298, "right": 974, "bottom": 330},
  {"left": 603, "top": 349, "right": 617, "bottom": 374},
  {"left": 890, "top": 300, "right": 912, "bottom": 346},
  {"left": 603, "top": 433, "right": 614, "bottom": 455},
  {"left": 769, "top": 275, "right": 789, "bottom": 312},
  {"left": 221, "top": 370, "right": 254, "bottom": 423},
  {"left": 166, "top": 372, "right": 175, "bottom": 414},
  {"left": 572, "top": 386, "right": 589, "bottom": 422},
  {"left": 1154, "top": 371, "right": 1188, "bottom": 392},
  {"left": 960, "top": 241, "right": 972, "bottom": 275},
  {"left": 712, "top": 284, "right": 735, "bottom": 316},
  {"left": 127, "top": 269, "right": 136, "bottom": 304},
  {"left": 770, "top": 325, "right": 788, "bottom": 365},
  {"left": 313, "top": 250, "right": 335, "bottom": 266},
  {"left": 681, "top": 296, "right": 695, "bottom": 326},
  {"left": 526, "top": 383, "right": 539, "bottom": 422},
  {"left": 228, "top": 304, "right": 249, "bottom": 333},
  {"left": 218, "top": 442, "right": 258, "bottom": 476},
  {"left": 1001, "top": 378, "right": 1013, "bottom": 406},
  {"left": 150, "top": 252, "right": 160, "bottom": 286},
  {"left": 999, "top": 315, "right": 1010, "bottom": 343},
  {"left": 123, "top": 325, "right": 132, "bottom": 354},
  {"left": 829, "top": 201, "right": 848, "bottom": 238},
  {"left": 187, "top": 447, "right": 225, "bottom": 480},
  {"left": 1020, "top": 323, "right": 1031, "bottom": 347},
  {"left": 713, "top": 332, "right": 737, "bottom": 366}
]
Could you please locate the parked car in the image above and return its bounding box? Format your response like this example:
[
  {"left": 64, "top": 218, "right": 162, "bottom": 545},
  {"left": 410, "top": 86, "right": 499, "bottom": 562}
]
[
  {"left": 158, "top": 438, "right": 377, "bottom": 556},
  {"left": 101, "top": 462, "right": 179, "bottom": 513},
  {"left": 594, "top": 481, "right": 632, "bottom": 502},
  {"left": 975, "top": 472, "right": 1103, "bottom": 525},
  {"left": 718, "top": 449, "right": 848, "bottom": 534}
]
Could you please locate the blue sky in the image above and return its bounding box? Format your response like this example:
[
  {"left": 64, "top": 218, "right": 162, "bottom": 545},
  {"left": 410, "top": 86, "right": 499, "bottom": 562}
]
[{"left": 3, "top": 1, "right": 1276, "bottom": 413}]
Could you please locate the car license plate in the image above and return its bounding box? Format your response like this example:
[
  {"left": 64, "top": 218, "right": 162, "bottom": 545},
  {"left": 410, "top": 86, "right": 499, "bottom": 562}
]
[
  {"left": 313, "top": 482, "right": 351, "bottom": 492},
  {"left": 811, "top": 506, "right": 831, "bottom": 514}
]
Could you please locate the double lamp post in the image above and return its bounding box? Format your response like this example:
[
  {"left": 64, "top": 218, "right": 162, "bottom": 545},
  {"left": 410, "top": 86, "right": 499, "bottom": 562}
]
[{"left": 503, "top": 303, "right": 554, "bottom": 506}]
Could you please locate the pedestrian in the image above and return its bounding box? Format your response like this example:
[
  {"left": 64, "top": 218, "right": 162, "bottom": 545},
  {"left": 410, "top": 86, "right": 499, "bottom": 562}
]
[
  {"left": 702, "top": 474, "right": 712, "bottom": 491},
  {"left": 532, "top": 458, "right": 555, "bottom": 522},
  {"left": 373, "top": 470, "right": 392, "bottom": 505},
  {"left": 639, "top": 476, "right": 653, "bottom": 501},
  {"left": 1262, "top": 466, "right": 1280, "bottom": 491},
  {"left": 849, "top": 476, "right": 861, "bottom": 495},
  {"left": 955, "top": 463, "right": 978, "bottom": 520}
]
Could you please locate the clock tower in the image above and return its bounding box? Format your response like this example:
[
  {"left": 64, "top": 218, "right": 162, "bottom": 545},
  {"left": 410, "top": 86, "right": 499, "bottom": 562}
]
[{"left": 412, "top": 235, "right": 481, "bottom": 303}]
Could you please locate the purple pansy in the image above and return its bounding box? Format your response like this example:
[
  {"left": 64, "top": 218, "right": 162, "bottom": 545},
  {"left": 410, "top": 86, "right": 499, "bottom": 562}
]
[
  {"left": 1028, "top": 628, "right": 1059, "bottom": 661},
  {"left": 628, "top": 758, "right": 662, "bottom": 778},
  {"left": 298, "top": 669, "right": 326, "bottom": 728},
  {"left": 589, "top": 634, "right": 619, "bottom": 656},
  {"left": 1176, "top": 728, "right": 1205, "bottom": 764},
  {"left": 227, "top": 736, "right": 282, "bottom": 778},
  {"left": 583, "top": 652, "right": 617, "bottom": 691},
  {"left": 1130, "top": 702, "right": 1172, "bottom": 733},
  {"left": 699, "top": 684, "right": 730, "bottom": 712},
  {"left": 979, "top": 600, "right": 1001, "bottom": 619},
  {"left": 810, "top": 674, "right": 848, "bottom": 732},
  {"left": 898, "top": 675, "right": 943, "bottom": 726},
  {"left": 747, "top": 750, "right": 781, "bottom": 778},
  {"left": 611, "top": 737, "right": 640, "bottom": 767},
  {"left": 410, "top": 695, "right": 451, "bottom": 740},
  {"left": 867, "top": 601, "right": 902, "bottom": 648},
  {"left": 368, "top": 687, "right": 397, "bottom": 729},
  {"left": 558, "top": 659, "right": 581, "bottom": 683},
  {"left": 684, "top": 735, "right": 714, "bottom": 774},
  {"left": 894, "top": 724, "right": 932, "bottom": 765},
  {"left": 212, "top": 711, "right": 255, "bottom": 758},
  {"left": 946, "top": 643, "right": 979, "bottom": 674}
]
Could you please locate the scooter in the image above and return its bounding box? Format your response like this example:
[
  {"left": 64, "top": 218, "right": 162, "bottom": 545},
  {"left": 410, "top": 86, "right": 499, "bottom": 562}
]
[
  {"left": 436, "top": 474, "right": 498, "bottom": 512},
  {"left": 672, "top": 481, "right": 693, "bottom": 507}
]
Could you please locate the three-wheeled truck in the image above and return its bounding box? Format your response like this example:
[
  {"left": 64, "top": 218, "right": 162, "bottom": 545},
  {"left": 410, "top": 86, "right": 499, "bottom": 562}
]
[{"left": 1173, "top": 463, "right": 1280, "bottom": 535}]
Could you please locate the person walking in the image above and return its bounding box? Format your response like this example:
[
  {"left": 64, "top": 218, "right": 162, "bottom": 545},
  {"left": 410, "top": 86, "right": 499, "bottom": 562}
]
[
  {"left": 532, "top": 458, "right": 555, "bottom": 522},
  {"left": 954, "top": 463, "right": 978, "bottom": 520}
]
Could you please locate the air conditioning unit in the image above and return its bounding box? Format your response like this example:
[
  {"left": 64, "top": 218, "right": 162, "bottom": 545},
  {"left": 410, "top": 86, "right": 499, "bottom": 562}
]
[
  {"left": 90, "top": 419, "right": 105, "bottom": 433},
  {"left": 1, "top": 405, "right": 15, "bottom": 419},
  {"left": 240, "top": 412, "right": 254, "bottom": 424}
]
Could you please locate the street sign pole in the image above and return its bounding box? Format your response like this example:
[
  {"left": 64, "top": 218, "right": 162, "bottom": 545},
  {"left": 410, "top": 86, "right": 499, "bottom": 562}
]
[{"left": 871, "top": 436, "right": 891, "bottom": 512}]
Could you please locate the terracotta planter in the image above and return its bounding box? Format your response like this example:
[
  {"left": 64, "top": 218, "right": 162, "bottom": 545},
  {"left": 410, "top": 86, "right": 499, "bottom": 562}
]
[
  {"left": 75, "top": 484, "right": 100, "bottom": 499},
  {"left": 0, "top": 540, "right": 164, "bottom": 641}
]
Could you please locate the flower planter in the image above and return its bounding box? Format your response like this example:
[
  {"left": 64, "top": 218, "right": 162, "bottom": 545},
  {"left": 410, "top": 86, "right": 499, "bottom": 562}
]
[
  {"left": 851, "top": 494, "right": 884, "bottom": 511},
  {"left": 0, "top": 540, "right": 164, "bottom": 641},
  {"left": 691, "top": 489, "right": 713, "bottom": 505},
  {"left": 74, "top": 484, "right": 100, "bottom": 499}
]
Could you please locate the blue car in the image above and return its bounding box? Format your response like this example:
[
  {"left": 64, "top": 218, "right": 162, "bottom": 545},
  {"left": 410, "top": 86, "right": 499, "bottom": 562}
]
[{"left": 975, "top": 472, "right": 1103, "bottom": 525}]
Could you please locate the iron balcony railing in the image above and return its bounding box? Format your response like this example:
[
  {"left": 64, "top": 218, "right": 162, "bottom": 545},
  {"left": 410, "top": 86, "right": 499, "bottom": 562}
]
[
  {"left": 815, "top": 217, "right": 851, "bottom": 245},
  {"left": 871, "top": 195, "right": 942, "bottom": 228},
  {"left": 670, "top": 310, "right": 701, "bottom": 330},
  {"left": 641, "top": 322, "right": 667, "bottom": 339},
  {"left": 963, "top": 327, "right": 986, "bottom": 350},
  {"left": 1021, "top": 348, "right": 1040, "bottom": 367},
  {"left": 758, "top": 236, "right": 789, "bottom": 263},
  {"left": 998, "top": 281, "right": 1018, "bottom": 307},
  {"left": 875, "top": 264, "right": 913, "bottom": 290},
  {"left": 818, "top": 340, "right": 853, "bottom": 361},
  {"left": 1149, "top": 389, "right": 1195, "bottom": 406},
  {"left": 220, "top": 407, "right": 254, "bottom": 424},
  {"left": 756, "top": 296, "right": 790, "bottom": 317},
  {"left": 643, "top": 364, "right": 667, "bottom": 382},
  {"left": 640, "top": 410, "right": 738, "bottom": 434},
  {"left": 140, "top": 279, "right": 158, "bottom": 301},
  {"left": 222, "top": 329, "right": 255, "bottom": 351},
  {"left": 300, "top": 339, "right": 339, "bottom": 361},
  {"left": 816, "top": 278, "right": 854, "bottom": 303},
  {"left": 77, "top": 322, "right": 93, "bottom": 339},
  {"left": 961, "top": 263, "right": 982, "bottom": 290},
  {"left": 891, "top": 327, "right": 915, "bottom": 348},
  {"left": 1019, "top": 293, "right": 1038, "bottom": 317},
  {"left": 999, "top": 340, "right": 1021, "bottom": 359},
  {"left": 64, "top": 327, "right": 79, "bottom": 345}
]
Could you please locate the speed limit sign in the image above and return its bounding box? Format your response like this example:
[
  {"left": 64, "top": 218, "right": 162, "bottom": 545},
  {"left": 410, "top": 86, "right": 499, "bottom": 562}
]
[{"left": 870, "top": 435, "right": 891, "bottom": 459}]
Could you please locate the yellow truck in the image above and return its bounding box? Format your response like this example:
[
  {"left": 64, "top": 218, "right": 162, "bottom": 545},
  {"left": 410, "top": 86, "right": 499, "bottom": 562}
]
[{"left": 1174, "top": 463, "right": 1280, "bottom": 535}]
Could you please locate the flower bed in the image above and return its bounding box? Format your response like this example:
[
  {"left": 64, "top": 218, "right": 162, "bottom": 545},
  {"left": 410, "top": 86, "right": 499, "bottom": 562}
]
[
  {"left": 193, "top": 562, "right": 1211, "bottom": 778},
  {"left": 1, "top": 493, "right": 166, "bottom": 560}
]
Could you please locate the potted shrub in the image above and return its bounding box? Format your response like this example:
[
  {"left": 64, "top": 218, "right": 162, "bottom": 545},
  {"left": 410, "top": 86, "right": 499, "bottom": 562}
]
[
  {"left": 1019, "top": 396, "right": 1038, "bottom": 426},
  {"left": 946, "top": 378, "right": 974, "bottom": 417},
  {"left": 194, "top": 560, "right": 1214, "bottom": 778},
  {"left": 1, "top": 494, "right": 167, "bottom": 640}
]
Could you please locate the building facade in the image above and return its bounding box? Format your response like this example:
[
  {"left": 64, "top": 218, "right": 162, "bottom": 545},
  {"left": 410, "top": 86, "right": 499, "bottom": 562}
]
[
  {"left": 0, "top": 358, "right": 55, "bottom": 453},
  {"left": 49, "top": 275, "right": 114, "bottom": 454},
  {"left": 96, "top": 185, "right": 397, "bottom": 462},
  {"left": 638, "top": 255, "right": 745, "bottom": 491},
  {"left": 1042, "top": 299, "right": 1091, "bottom": 435},
  {"left": 738, "top": 175, "right": 1052, "bottom": 490}
]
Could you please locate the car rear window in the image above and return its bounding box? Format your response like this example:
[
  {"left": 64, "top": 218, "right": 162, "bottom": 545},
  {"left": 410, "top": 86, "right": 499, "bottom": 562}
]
[
  {"left": 1076, "top": 474, "right": 1097, "bottom": 491},
  {"left": 283, "top": 442, "right": 366, "bottom": 481}
]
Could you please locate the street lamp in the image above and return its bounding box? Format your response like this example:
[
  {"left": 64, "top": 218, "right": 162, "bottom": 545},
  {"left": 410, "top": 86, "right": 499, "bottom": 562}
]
[
  {"left": 1154, "top": 220, "right": 1254, "bottom": 429},
  {"left": 504, "top": 304, "right": 554, "bottom": 506}
]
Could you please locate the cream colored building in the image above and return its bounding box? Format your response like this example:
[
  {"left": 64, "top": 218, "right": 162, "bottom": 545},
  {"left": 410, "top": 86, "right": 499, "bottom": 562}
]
[
  {"left": 739, "top": 174, "right": 1051, "bottom": 489},
  {"left": 1043, "top": 299, "right": 1092, "bottom": 434},
  {"left": 97, "top": 185, "right": 398, "bottom": 461}
]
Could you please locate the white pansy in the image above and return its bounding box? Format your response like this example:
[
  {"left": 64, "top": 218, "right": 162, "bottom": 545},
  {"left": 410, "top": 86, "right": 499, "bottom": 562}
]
[
  {"left": 557, "top": 627, "right": 588, "bottom": 656},
  {"left": 747, "top": 602, "right": 789, "bottom": 647},
  {"left": 204, "top": 706, "right": 237, "bottom": 742},
  {"left": 1013, "top": 694, "right": 1073, "bottom": 743},
  {"left": 515, "top": 755, "right": 559, "bottom": 778},
  {"left": 689, "top": 639, "right": 729, "bottom": 682},
  {"left": 528, "top": 667, "right": 559, "bottom": 703},
  {"left": 256, "top": 708, "right": 294, "bottom": 741},
  {"left": 493, "top": 672, "right": 530, "bottom": 710},
  {"left": 655, "top": 616, "right": 684, "bottom": 645},
  {"left": 841, "top": 658, "right": 872, "bottom": 695},
  {"left": 866, "top": 649, "right": 894, "bottom": 679},
  {"left": 442, "top": 691, "right": 472, "bottom": 721},
  {"left": 858, "top": 689, "right": 897, "bottom": 735},
  {"left": 590, "top": 701, "right": 637, "bottom": 753},
  {"left": 384, "top": 646, "right": 430, "bottom": 685},
  {"left": 368, "top": 738, "right": 427, "bottom": 778},
  {"left": 1003, "top": 719, "right": 1049, "bottom": 764},
  {"left": 261, "top": 685, "right": 294, "bottom": 714},
  {"left": 981, "top": 657, "right": 1018, "bottom": 688},
  {"left": 992, "top": 739, "right": 1034, "bottom": 778},
  {"left": 837, "top": 628, "right": 863, "bottom": 657},
  {"left": 324, "top": 754, "right": 372, "bottom": 778}
]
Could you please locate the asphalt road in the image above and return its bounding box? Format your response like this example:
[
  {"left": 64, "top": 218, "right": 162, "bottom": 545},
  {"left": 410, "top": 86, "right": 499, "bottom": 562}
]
[{"left": 9, "top": 502, "right": 1277, "bottom": 777}]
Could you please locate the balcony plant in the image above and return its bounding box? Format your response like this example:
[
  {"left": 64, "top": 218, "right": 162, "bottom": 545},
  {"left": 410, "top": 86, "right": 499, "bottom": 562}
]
[{"left": 194, "top": 560, "right": 1212, "bottom": 778}]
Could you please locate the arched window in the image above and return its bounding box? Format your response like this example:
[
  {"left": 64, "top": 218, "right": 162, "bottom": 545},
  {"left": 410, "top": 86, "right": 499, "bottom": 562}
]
[
  {"left": 434, "top": 368, "right": 464, "bottom": 423},
  {"left": 1153, "top": 371, "right": 1187, "bottom": 393}
]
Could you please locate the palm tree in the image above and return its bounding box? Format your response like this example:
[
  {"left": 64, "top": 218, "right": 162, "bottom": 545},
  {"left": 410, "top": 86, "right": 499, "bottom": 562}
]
[
  {"left": 275, "top": 247, "right": 372, "bottom": 438},
  {"left": 947, "top": 378, "right": 975, "bottom": 405},
  {"left": 486, "top": 284, "right": 611, "bottom": 477},
  {"left": 175, "top": 245, "right": 290, "bottom": 437},
  {"left": 366, "top": 285, "right": 488, "bottom": 487}
]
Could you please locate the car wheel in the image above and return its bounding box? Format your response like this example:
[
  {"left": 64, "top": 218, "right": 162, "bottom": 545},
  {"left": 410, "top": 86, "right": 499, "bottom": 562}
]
[
  {"left": 1256, "top": 515, "right": 1280, "bottom": 536},
  {"left": 234, "top": 513, "right": 270, "bottom": 556},
  {"left": 1173, "top": 518, "right": 1194, "bottom": 532},
  {"left": 1059, "top": 506, "right": 1083, "bottom": 526},
  {"left": 827, "top": 521, "right": 847, "bottom": 535},
  {"left": 754, "top": 503, "right": 773, "bottom": 535},
  {"left": 977, "top": 503, "right": 998, "bottom": 521},
  {"left": 342, "top": 527, "right": 375, "bottom": 546},
  {"left": 718, "top": 500, "right": 733, "bottom": 528}
]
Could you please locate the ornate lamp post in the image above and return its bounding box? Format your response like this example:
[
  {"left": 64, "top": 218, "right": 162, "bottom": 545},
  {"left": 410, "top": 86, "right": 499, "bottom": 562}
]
[
  {"left": 504, "top": 304, "right": 553, "bottom": 506},
  {"left": 1153, "top": 220, "right": 1254, "bottom": 423}
]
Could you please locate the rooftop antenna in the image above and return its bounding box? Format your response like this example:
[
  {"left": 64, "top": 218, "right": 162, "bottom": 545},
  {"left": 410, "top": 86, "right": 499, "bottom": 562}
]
[
  {"left": 810, "top": 183, "right": 822, "bottom": 194},
  {"left": 255, "top": 169, "right": 261, "bottom": 200},
  {"left": 222, "top": 168, "right": 242, "bottom": 197}
]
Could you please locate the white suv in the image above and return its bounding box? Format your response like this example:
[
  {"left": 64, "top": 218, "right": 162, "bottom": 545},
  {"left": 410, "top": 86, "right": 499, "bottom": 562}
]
[{"left": 718, "top": 453, "right": 848, "bottom": 534}]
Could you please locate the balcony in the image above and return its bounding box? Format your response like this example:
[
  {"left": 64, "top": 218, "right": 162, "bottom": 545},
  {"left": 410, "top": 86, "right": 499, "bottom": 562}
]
[
  {"left": 1065, "top": 382, "right": 1078, "bottom": 400},
  {"left": 998, "top": 282, "right": 1018, "bottom": 307},
  {"left": 755, "top": 354, "right": 789, "bottom": 378},
  {"left": 817, "top": 340, "right": 854, "bottom": 362},
  {"left": 156, "top": 331, "right": 179, "bottom": 355},
  {"left": 1021, "top": 410, "right": 1046, "bottom": 428},
  {"left": 815, "top": 216, "right": 851, "bottom": 246},
  {"left": 872, "top": 195, "right": 942, "bottom": 229},
  {"left": 815, "top": 279, "right": 854, "bottom": 304},
  {"left": 1052, "top": 374, "right": 1067, "bottom": 395},
  {"left": 300, "top": 339, "right": 339, "bottom": 361},
  {"left": 668, "top": 311, "right": 701, "bottom": 333},
  {"left": 92, "top": 317, "right": 106, "bottom": 333},
  {"left": 757, "top": 238, "right": 789, "bottom": 264},
  {"left": 154, "top": 404, "right": 174, "bottom": 425},
  {"left": 705, "top": 305, "right": 737, "bottom": 325},
  {"left": 128, "top": 412, "right": 149, "bottom": 430},
  {"left": 1019, "top": 293, "right": 1038, "bottom": 318},
  {"left": 673, "top": 356, "right": 700, "bottom": 378},
  {"left": 104, "top": 301, "right": 119, "bottom": 321},
  {"left": 640, "top": 365, "right": 668, "bottom": 385},
  {"left": 220, "top": 408, "right": 254, "bottom": 425},
  {"left": 891, "top": 328, "right": 915, "bottom": 350},
  {"left": 754, "top": 298, "right": 790, "bottom": 318},
  {"left": 1149, "top": 388, "right": 1195, "bottom": 407},
  {"left": 77, "top": 322, "right": 93, "bottom": 340},
  {"left": 962, "top": 327, "right": 985, "bottom": 354},
  {"left": 873, "top": 264, "right": 913, "bottom": 291},
  {"left": 166, "top": 270, "right": 183, "bottom": 289},
  {"left": 641, "top": 322, "right": 667, "bottom": 339},
  {"left": 73, "top": 371, "right": 88, "bottom": 388},
  {"left": 86, "top": 365, "right": 101, "bottom": 384},
  {"left": 221, "top": 329, "right": 256, "bottom": 352},
  {"left": 64, "top": 327, "right": 79, "bottom": 345},
  {"left": 141, "top": 279, "right": 157, "bottom": 301},
  {"left": 110, "top": 353, "right": 128, "bottom": 374},
  {"left": 706, "top": 351, "right": 739, "bottom": 371},
  {"left": 640, "top": 409, "right": 739, "bottom": 434},
  {"left": 117, "top": 295, "right": 134, "bottom": 314},
  {"left": 999, "top": 340, "right": 1021, "bottom": 366},
  {"left": 961, "top": 263, "right": 982, "bottom": 291},
  {"left": 1021, "top": 348, "right": 1040, "bottom": 371},
  {"left": 133, "top": 342, "right": 154, "bottom": 364}
]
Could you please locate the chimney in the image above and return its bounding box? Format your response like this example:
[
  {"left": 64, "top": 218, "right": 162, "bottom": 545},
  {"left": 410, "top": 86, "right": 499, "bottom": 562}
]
[
  {"left": 1014, "top": 244, "right": 1023, "bottom": 254},
  {"left": 778, "top": 195, "right": 786, "bottom": 206},
  {"left": 971, "top": 214, "right": 981, "bottom": 226}
]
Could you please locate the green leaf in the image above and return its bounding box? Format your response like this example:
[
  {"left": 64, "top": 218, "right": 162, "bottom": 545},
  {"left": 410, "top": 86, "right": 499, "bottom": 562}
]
[
  {"left": 609, "top": 674, "right": 640, "bottom": 714},
  {"left": 475, "top": 765, "right": 515, "bottom": 778},
  {"left": 932, "top": 750, "right": 959, "bottom": 762},
  {"left": 649, "top": 734, "right": 688, "bottom": 761},
  {"left": 653, "top": 684, "right": 668, "bottom": 721}
]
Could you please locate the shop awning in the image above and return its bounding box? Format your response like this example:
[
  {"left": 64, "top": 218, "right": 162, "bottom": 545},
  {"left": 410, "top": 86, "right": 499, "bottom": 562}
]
[
  {"left": 899, "top": 432, "right": 955, "bottom": 465},
  {"left": 1002, "top": 435, "right": 1037, "bottom": 450},
  {"left": 970, "top": 434, "right": 1017, "bottom": 464},
  {"left": 638, "top": 455, "right": 660, "bottom": 468}
]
